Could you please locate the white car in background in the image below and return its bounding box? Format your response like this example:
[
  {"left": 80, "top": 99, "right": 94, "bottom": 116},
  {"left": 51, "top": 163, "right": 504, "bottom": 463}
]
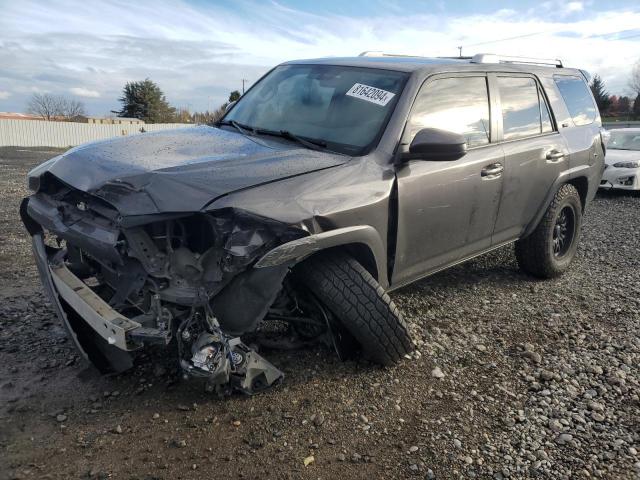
[{"left": 601, "top": 128, "right": 640, "bottom": 191}]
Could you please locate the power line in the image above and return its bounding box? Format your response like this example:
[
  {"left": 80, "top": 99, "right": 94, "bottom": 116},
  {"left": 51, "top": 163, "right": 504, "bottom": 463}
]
[
  {"left": 457, "top": 28, "right": 640, "bottom": 56},
  {"left": 457, "top": 31, "right": 547, "bottom": 56},
  {"left": 461, "top": 31, "right": 547, "bottom": 49}
]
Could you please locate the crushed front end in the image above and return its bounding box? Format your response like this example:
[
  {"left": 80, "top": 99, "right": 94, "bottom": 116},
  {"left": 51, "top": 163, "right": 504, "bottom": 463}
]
[{"left": 20, "top": 175, "right": 306, "bottom": 395}]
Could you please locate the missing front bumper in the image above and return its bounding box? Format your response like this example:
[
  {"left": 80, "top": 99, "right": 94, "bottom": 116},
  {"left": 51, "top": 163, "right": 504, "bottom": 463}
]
[
  {"left": 49, "top": 261, "right": 142, "bottom": 350},
  {"left": 31, "top": 232, "right": 135, "bottom": 373},
  {"left": 31, "top": 233, "right": 284, "bottom": 393}
]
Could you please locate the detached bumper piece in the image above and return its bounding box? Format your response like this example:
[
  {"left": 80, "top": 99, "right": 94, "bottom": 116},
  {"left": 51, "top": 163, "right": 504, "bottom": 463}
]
[{"left": 182, "top": 333, "right": 284, "bottom": 396}]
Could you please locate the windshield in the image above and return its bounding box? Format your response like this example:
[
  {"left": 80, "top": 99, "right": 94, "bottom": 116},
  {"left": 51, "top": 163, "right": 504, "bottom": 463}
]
[
  {"left": 608, "top": 131, "right": 640, "bottom": 151},
  {"left": 223, "top": 64, "right": 408, "bottom": 155}
]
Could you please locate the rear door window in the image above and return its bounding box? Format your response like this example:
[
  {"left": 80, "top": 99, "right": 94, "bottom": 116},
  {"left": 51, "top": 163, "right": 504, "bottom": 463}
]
[
  {"left": 497, "top": 77, "right": 555, "bottom": 140},
  {"left": 497, "top": 77, "right": 542, "bottom": 140},
  {"left": 553, "top": 76, "right": 597, "bottom": 126},
  {"left": 408, "top": 76, "right": 490, "bottom": 148}
]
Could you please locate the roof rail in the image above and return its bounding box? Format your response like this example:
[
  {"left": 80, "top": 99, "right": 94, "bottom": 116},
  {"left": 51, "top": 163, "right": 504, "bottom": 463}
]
[
  {"left": 471, "top": 53, "right": 563, "bottom": 68},
  {"left": 358, "top": 51, "right": 420, "bottom": 58}
]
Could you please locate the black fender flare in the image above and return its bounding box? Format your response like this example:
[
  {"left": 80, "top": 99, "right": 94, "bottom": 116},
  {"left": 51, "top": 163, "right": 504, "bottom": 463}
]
[
  {"left": 254, "top": 225, "right": 389, "bottom": 289},
  {"left": 521, "top": 165, "right": 594, "bottom": 239}
]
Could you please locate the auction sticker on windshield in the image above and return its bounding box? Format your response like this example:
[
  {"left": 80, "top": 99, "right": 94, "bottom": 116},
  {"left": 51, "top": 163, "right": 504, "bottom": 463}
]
[{"left": 346, "top": 83, "right": 395, "bottom": 106}]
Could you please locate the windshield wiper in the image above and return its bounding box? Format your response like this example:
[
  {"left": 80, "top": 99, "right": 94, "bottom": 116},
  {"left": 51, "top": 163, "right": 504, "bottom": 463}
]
[
  {"left": 216, "top": 120, "right": 278, "bottom": 149},
  {"left": 255, "top": 129, "right": 328, "bottom": 152},
  {"left": 218, "top": 121, "right": 336, "bottom": 153},
  {"left": 217, "top": 120, "right": 256, "bottom": 137}
]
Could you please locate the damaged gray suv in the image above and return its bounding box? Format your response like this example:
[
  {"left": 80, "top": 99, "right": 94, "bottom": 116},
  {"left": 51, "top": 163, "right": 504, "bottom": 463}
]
[{"left": 21, "top": 52, "right": 604, "bottom": 394}]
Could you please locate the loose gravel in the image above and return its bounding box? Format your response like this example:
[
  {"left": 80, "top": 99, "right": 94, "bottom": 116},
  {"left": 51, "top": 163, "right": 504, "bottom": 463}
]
[{"left": 0, "top": 147, "right": 638, "bottom": 479}]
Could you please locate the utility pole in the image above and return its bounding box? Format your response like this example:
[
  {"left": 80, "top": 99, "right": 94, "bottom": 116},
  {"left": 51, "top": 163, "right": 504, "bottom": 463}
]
[
  {"left": 242, "top": 79, "right": 247, "bottom": 94},
  {"left": 457, "top": 46, "right": 462, "bottom": 58}
]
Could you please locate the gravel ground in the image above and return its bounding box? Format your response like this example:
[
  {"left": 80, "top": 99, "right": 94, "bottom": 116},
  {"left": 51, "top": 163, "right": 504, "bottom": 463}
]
[{"left": 0, "top": 147, "right": 639, "bottom": 480}]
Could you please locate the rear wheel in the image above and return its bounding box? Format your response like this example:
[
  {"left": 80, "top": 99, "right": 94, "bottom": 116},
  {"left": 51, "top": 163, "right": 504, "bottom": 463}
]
[
  {"left": 294, "top": 251, "right": 413, "bottom": 366},
  {"left": 515, "top": 184, "right": 582, "bottom": 278}
]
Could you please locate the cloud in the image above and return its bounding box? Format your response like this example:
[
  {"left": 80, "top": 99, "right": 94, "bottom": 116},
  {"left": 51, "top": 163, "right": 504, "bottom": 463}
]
[
  {"left": 539, "top": 0, "right": 585, "bottom": 17},
  {"left": 0, "top": 0, "right": 639, "bottom": 114},
  {"left": 565, "top": 2, "right": 584, "bottom": 13},
  {"left": 0, "top": 91, "right": 11, "bottom": 100},
  {"left": 69, "top": 87, "right": 101, "bottom": 98}
]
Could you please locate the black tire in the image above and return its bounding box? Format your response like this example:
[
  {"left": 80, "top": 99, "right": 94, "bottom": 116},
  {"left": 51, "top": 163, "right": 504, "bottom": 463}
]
[
  {"left": 294, "top": 251, "right": 413, "bottom": 366},
  {"left": 515, "top": 184, "right": 582, "bottom": 279}
]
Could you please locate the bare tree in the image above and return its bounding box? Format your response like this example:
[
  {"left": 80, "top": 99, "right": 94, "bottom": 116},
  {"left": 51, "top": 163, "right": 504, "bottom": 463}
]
[
  {"left": 26, "top": 93, "right": 86, "bottom": 121},
  {"left": 62, "top": 99, "right": 86, "bottom": 120},
  {"left": 27, "top": 93, "right": 63, "bottom": 120},
  {"left": 630, "top": 59, "right": 640, "bottom": 96}
]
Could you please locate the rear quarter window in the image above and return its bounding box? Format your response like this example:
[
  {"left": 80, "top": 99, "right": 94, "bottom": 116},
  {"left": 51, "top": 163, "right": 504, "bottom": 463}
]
[{"left": 553, "top": 76, "right": 597, "bottom": 126}]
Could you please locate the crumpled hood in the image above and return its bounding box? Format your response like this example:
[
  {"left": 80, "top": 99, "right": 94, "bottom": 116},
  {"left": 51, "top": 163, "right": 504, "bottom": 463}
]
[{"left": 37, "top": 126, "right": 348, "bottom": 216}]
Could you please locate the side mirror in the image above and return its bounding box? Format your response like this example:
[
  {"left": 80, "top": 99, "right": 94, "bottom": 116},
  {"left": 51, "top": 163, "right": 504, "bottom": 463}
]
[
  {"left": 225, "top": 101, "right": 237, "bottom": 113},
  {"left": 403, "top": 128, "right": 467, "bottom": 161}
]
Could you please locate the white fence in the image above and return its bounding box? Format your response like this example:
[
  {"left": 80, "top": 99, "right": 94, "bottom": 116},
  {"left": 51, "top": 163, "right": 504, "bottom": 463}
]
[{"left": 0, "top": 119, "right": 198, "bottom": 148}]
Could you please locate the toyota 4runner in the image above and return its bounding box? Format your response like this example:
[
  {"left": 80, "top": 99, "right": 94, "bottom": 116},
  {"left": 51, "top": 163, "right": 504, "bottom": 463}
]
[{"left": 21, "top": 52, "right": 605, "bottom": 395}]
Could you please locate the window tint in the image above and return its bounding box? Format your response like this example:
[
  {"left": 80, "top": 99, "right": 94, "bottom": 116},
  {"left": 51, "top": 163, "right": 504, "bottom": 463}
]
[
  {"left": 408, "top": 76, "right": 490, "bottom": 148},
  {"left": 554, "top": 76, "right": 597, "bottom": 126},
  {"left": 497, "top": 77, "right": 542, "bottom": 140}
]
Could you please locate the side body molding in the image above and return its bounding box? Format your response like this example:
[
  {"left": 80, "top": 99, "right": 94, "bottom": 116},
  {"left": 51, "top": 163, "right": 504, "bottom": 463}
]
[{"left": 254, "top": 225, "right": 389, "bottom": 288}]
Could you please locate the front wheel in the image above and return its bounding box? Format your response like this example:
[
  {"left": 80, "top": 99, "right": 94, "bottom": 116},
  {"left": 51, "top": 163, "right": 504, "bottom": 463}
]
[
  {"left": 294, "top": 251, "right": 413, "bottom": 366},
  {"left": 515, "top": 184, "right": 582, "bottom": 278}
]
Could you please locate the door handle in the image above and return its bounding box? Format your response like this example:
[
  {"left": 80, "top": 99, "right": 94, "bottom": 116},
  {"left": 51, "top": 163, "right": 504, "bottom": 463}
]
[
  {"left": 481, "top": 163, "right": 504, "bottom": 178},
  {"left": 546, "top": 150, "right": 565, "bottom": 161}
]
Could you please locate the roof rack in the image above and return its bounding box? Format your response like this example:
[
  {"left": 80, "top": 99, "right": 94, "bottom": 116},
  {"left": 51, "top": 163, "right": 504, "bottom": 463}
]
[
  {"left": 358, "top": 51, "right": 421, "bottom": 58},
  {"left": 358, "top": 51, "right": 563, "bottom": 68},
  {"left": 470, "top": 53, "right": 563, "bottom": 68}
]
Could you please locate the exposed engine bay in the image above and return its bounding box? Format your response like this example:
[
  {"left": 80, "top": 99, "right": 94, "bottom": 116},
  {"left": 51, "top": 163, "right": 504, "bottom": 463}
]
[{"left": 21, "top": 178, "right": 346, "bottom": 395}]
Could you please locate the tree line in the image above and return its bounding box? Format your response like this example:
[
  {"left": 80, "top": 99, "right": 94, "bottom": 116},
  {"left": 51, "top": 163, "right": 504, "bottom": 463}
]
[
  {"left": 26, "top": 79, "right": 241, "bottom": 125},
  {"left": 590, "top": 60, "right": 640, "bottom": 120}
]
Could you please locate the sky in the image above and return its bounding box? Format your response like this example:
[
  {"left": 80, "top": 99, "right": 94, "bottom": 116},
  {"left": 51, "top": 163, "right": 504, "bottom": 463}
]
[{"left": 1, "top": 0, "right": 639, "bottom": 116}]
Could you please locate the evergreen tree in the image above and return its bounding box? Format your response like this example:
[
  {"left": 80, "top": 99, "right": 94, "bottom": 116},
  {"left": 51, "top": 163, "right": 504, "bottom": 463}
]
[
  {"left": 633, "top": 94, "right": 640, "bottom": 120},
  {"left": 629, "top": 60, "right": 640, "bottom": 96},
  {"left": 113, "top": 79, "right": 176, "bottom": 123},
  {"left": 589, "top": 75, "right": 611, "bottom": 113},
  {"left": 617, "top": 96, "right": 631, "bottom": 117}
]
